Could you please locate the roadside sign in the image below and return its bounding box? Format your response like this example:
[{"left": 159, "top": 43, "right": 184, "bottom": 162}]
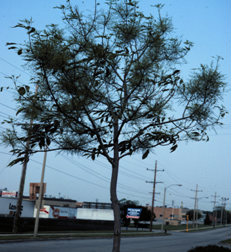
[
  {"left": 1, "top": 191, "right": 18, "bottom": 198},
  {"left": 126, "top": 208, "right": 142, "bottom": 219}
]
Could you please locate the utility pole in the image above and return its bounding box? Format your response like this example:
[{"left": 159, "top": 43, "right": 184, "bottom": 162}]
[
  {"left": 146, "top": 160, "right": 164, "bottom": 232},
  {"left": 222, "top": 198, "right": 229, "bottom": 225},
  {"left": 191, "top": 185, "right": 202, "bottom": 229},
  {"left": 196, "top": 197, "right": 208, "bottom": 230},
  {"left": 220, "top": 197, "right": 229, "bottom": 225},
  {"left": 221, "top": 197, "right": 224, "bottom": 225},
  {"left": 211, "top": 192, "right": 219, "bottom": 228},
  {"left": 34, "top": 145, "right": 48, "bottom": 237}
]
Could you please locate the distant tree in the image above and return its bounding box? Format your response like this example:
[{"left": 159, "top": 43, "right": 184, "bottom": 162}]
[
  {"left": 215, "top": 208, "right": 231, "bottom": 224},
  {"left": 1, "top": 0, "right": 227, "bottom": 251},
  {"left": 186, "top": 210, "right": 202, "bottom": 221},
  {"left": 119, "top": 198, "right": 154, "bottom": 227},
  {"left": 204, "top": 211, "right": 212, "bottom": 225}
]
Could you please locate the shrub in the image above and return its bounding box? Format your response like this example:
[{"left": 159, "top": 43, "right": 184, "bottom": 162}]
[{"left": 188, "top": 245, "right": 231, "bottom": 252}]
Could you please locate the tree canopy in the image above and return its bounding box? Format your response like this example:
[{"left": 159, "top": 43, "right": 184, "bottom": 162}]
[
  {"left": 186, "top": 210, "right": 202, "bottom": 221},
  {"left": 1, "top": 1, "right": 227, "bottom": 251}
]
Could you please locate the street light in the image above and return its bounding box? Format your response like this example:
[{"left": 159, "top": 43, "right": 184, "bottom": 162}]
[
  {"left": 196, "top": 197, "right": 209, "bottom": 230},
  {"left": 161, "top": 184, "right": 182, "bottom": 233}
]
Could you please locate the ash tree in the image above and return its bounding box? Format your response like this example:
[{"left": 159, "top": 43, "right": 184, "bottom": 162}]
[{"left": 1, "top": 0, "right": 227, "bottom": 251}]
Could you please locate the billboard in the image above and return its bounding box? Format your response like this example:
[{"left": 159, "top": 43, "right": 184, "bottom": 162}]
[{"left": 126, "top": 208, "right": 142, "bottom": 219}]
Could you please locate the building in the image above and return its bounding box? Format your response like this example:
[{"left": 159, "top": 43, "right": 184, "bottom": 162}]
[
  {"left": 149, "top": 205, "right": 189, "bottom": 221},
  {"left": 23, "top": 195, "right": 77, "bottom": 208}
]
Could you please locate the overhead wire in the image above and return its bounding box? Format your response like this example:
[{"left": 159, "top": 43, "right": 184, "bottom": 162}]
[{"left": 0, "top": 150, "right": 150, "bottom": 201}]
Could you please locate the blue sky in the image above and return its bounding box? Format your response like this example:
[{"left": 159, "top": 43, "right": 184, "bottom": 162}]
[{"left": 0, "top": 0, "right": 230, "bottom": 212}]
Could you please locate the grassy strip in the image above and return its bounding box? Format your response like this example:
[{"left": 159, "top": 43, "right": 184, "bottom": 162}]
[
  {"left": 219, "top": 239, "right": 231, "bottom": 245},
  {"left": 0, "top": 231, "right": 165, "bottom": 241},
  {"left": 185, "top": 225, "right": 231, "bottom": 233},
  {"left": 150, "top": 224, "right": 212, "bottom": 231}
]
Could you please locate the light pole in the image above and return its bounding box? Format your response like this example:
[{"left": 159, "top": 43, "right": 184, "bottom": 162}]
[
  {"left": 196, "top": 197, "right": 208, "bottom": 230},
  {"left": 161, "top": 184, "right": 182, "bottom": 233}
]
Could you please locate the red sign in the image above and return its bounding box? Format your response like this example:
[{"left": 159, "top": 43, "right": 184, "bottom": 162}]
[
  {"left": 1, "top": 191, "right": 18, "bottom": 198},
  {"left": 52, "top": 208, "right": 60, "bottom": 218}
]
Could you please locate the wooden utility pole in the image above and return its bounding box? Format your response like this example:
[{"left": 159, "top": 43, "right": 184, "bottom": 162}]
[
  {"left": 222, "top": 198, "right": 229, "bottom": 225},
  {"left": 221, "top": 197, "right": 224, "bottom": 225},
  {"left": 146, "top": 161, "right": 164, "bottom": 232},
  {"left": 191, "top": 185, "right": 202, "bottom": 229},
  {"left": 34, "top": 145, "right": 48, "bottom": 237},
  {"left": 211, "top": 192, "right": 219, "bottom": 228}
]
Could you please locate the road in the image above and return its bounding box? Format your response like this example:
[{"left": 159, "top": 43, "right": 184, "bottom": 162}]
[{"left": 0, "top": 227, "right": 230, "bottom": 252}]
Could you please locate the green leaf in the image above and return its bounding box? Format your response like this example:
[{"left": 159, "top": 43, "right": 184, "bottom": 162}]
[
  {"left": 18, "top": 87, "right": 26, "bottom": 95},
  {"left": 170, "top": 145, "right": 178, "bottom": 153},
  {"left": 173, "top": 70, "right": 180, "bottom": 75},
  {"left": 28, "top": 27, "right": 36, "bottom": 34},
  {"left": 16, "top": 107, "right": 25, "bottom": 116},
  {"left": 46, "top": 137, "right": 51, "bottom": 146},
  {"left": 8, "top": 46, "right": 17, "bottom": 50},
  {"left": 115, "top": 50, "right": 124, "bottom": 54},
  {"left": 6, "top": 43, "right": 17, "bottom": 46},
  {"left": 91, "top": 148, "right": 96, "bottom": 161},
  {"left": 142, "top": 149, "right": 149, "bottom": 159},
  {"left": 25, "top": 85, "right": 30, "bottom": 92},
  {"left": 18, "top": 49, "right": 22, "bottom": 55},
  {"left": 126, "top": 2, "right": 135, "bottom": 6},
  {"left": 7, "top": 157, "right": 25, "bottom": 167},
  {"left": 94, "top": 35, "right": 107, "bottom": 38}
]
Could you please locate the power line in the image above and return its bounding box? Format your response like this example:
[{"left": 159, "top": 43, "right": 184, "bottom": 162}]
[
  {"left": 0, "top": 102, "right": 16, "bottom": 111},
  {"left": 0, "top": 150, "right": 150, "bottom": 200},
  {"left": 0, "top": 57, "right": 31, "bottom": 77}
]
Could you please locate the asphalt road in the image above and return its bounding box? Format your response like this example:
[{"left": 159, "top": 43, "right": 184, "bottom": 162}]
[{"left": 0, "top": 227, "right": 230, "bottom": 252}]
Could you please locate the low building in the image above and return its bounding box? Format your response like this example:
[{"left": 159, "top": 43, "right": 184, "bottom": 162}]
[
  {"left": 23, "top": 196, "right": 77, "bottom": 208},
  {"left": 149, "top": 205, "right": 189, "bottom": 221}
]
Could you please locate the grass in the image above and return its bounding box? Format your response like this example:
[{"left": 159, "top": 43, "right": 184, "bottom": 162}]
[
  {"left": 150, "top": 224, "right": 212, "bottom": 231},
  {"left": 220, "top": 238, "right": 231, "bottom": 245},
  {"left": 0, "top": 230, "right": 166, "bottom": 241}
]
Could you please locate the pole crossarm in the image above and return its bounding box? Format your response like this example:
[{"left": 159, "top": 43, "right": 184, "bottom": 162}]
[{"left": 146, "top": 181, "right": 163, "bottom": 184}]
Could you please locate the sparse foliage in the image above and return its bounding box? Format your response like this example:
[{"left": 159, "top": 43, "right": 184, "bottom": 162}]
[{"left": 0, "top": 1, "right": 227, "bottom": 251}]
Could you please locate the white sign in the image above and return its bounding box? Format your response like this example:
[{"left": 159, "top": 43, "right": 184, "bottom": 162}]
[
  {"left": 33, "top": 205, "right": 77, "bottom": 219},
  {"left": 1, "top": 191, "right": 18, "bottom": 198},
  {"left": 0, "top": 197, "right": 34, "bottom": 217},
  {"left": 76, "top": 208, "right": 114, "bottom": 221}
]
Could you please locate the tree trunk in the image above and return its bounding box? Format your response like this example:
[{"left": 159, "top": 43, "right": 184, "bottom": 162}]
[
  {"left": 111, "top": 118, "right": 121, "bottom": 252},
  {"left": 13, "top": 85, "right": 38, "bottom": 233},
  {"left": 12, "top": 158, "right": 28, "bottom": 233}
]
